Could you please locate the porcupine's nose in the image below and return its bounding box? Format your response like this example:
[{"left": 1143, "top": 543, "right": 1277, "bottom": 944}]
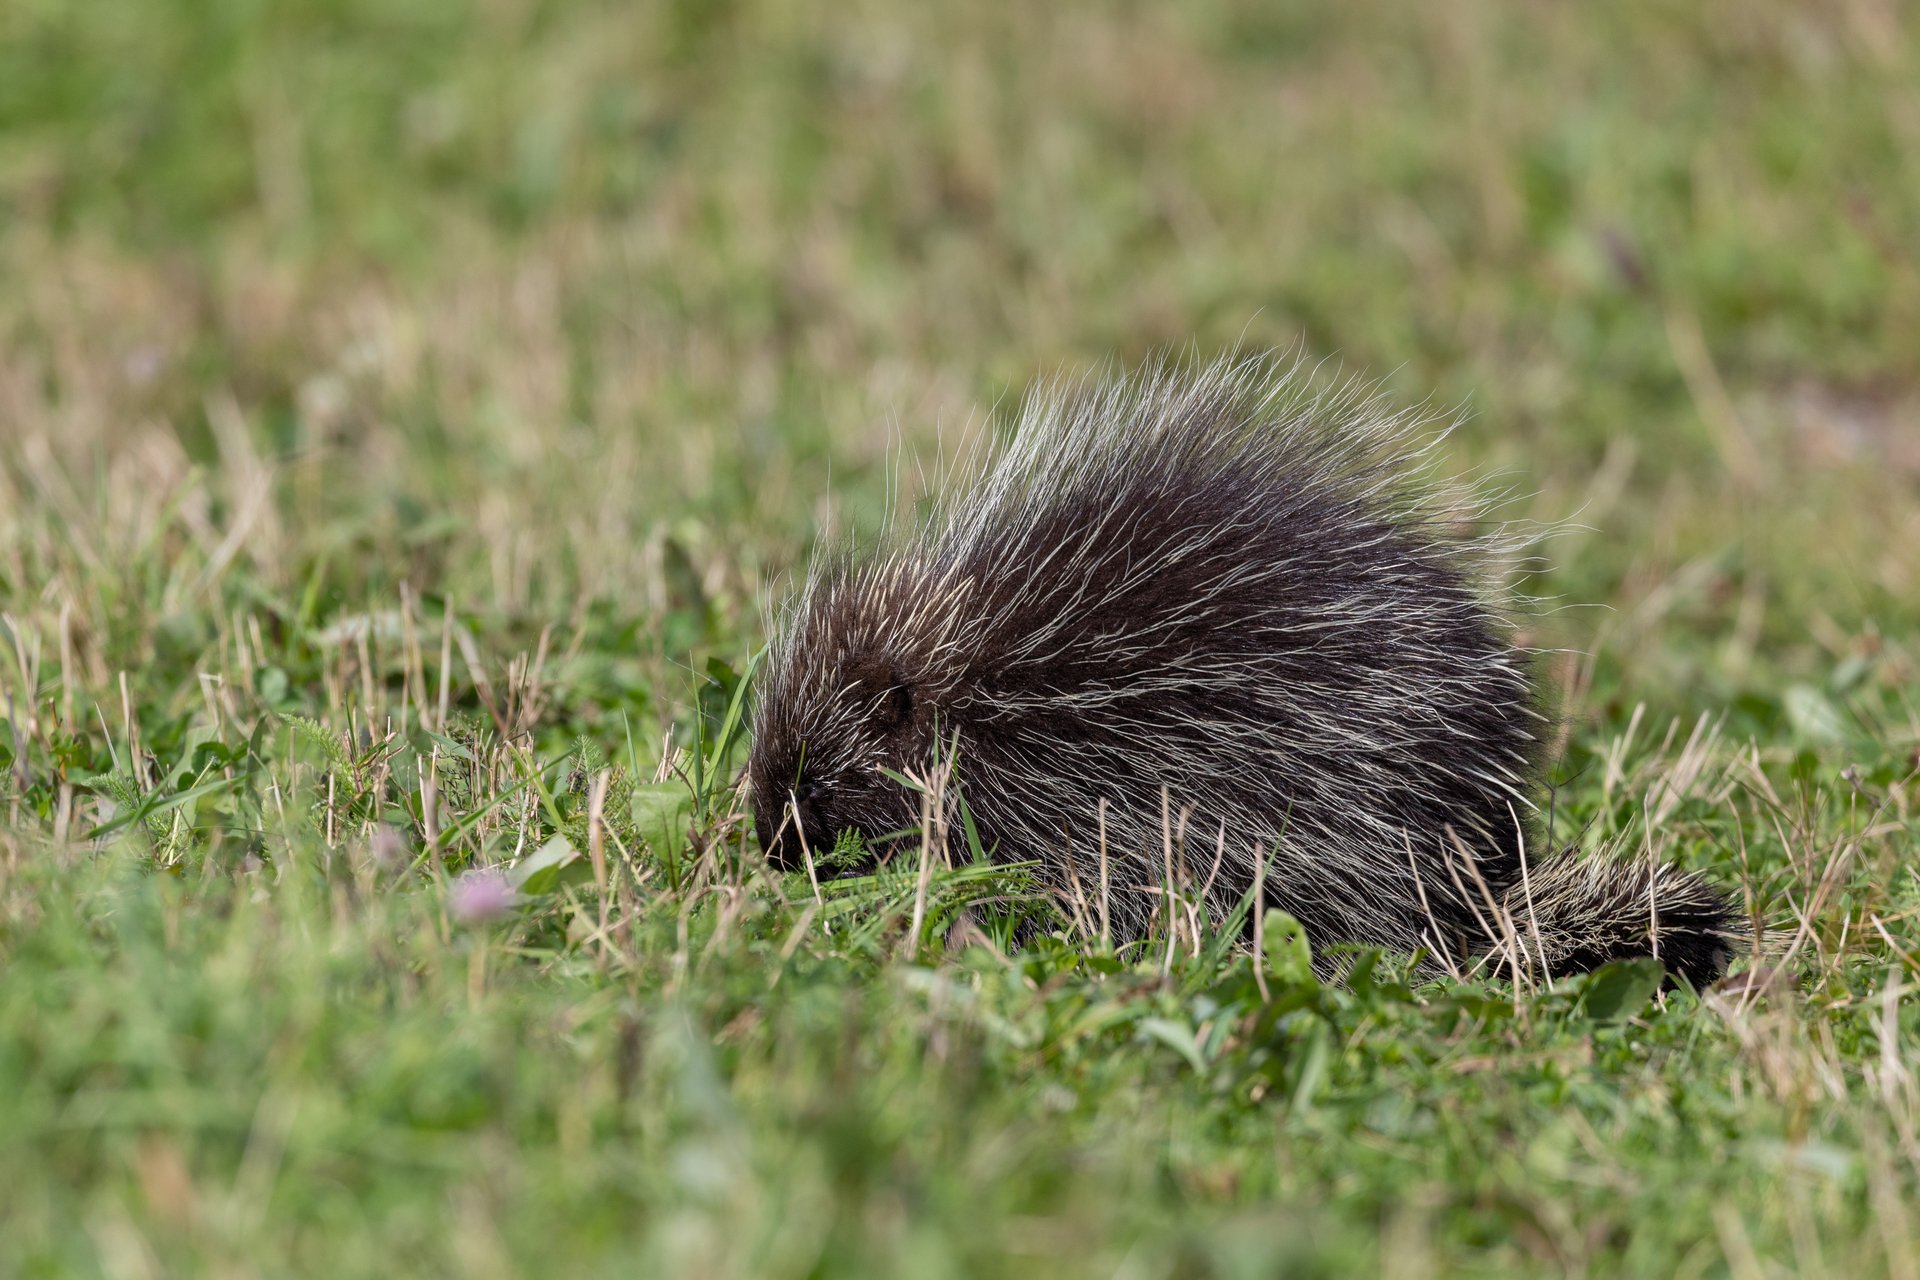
[
  {"left": 753, "top": 798, "right": 789, "bottom": 868},
  {"left": 755, "top": 780, "right": 816, "bottom": 869}
]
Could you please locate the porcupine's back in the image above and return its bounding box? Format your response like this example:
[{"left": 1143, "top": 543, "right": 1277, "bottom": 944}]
[{"left": 749, "top": 357, "right": 1737, "bottom": 986}]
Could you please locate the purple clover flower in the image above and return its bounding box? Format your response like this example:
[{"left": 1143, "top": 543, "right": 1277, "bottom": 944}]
[{"left": 449, "top": 869, "right": 518, "bottom": 923}]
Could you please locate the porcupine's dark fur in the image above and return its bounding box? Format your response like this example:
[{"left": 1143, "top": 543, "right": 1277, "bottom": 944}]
[{"left": 747, "top": 356, "right": 1737, "bottom": 987}]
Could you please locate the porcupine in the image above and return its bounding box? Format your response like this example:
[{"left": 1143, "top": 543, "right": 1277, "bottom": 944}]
[{"left": 746, "top": 356, "right": 1736, "bottom": 986}]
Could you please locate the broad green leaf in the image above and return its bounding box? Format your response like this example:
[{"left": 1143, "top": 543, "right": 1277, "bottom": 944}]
[
  {"left": 1581, "top": 957, "right": 1665, "bottom": 1021},
  {"left": 510, "top": 835, "right": 580, "bottom": 895},
  {"left": 632, "top": 781, "right": 694, "bottom": 860},
  {"left": 1783, "top": 684, "right": 1848, "bottom": 745},
  {"left": 1263, "top": 909, "right": 1315, "bottom": 988},
  {"left": 1139, "top": 1017, "right": 1208, "bottom": 1076}
]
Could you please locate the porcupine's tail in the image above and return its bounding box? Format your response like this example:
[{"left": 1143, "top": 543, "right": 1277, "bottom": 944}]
[{"left": 1486, "top": 851, "right": 1738, "bottom": 988}]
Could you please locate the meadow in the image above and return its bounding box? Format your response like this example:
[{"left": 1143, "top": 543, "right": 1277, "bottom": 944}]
[{"left": 2, "top": 1, "right": 1918, "bottom": 1274}]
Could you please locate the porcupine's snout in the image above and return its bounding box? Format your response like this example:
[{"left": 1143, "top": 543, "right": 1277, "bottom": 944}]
[
  {"left": 749, "top": 615, "right": 938, "bottom": 874},
  {"left": 749, "top": 770, "right": 811, "bottom": 871},
  {"left": 751, "top": 761, "right": 924, "bottom": 874}
]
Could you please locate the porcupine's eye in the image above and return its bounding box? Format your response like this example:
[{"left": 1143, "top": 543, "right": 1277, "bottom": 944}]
[{"left": 881, "top": 680, "right": 913, "bottom": 731}]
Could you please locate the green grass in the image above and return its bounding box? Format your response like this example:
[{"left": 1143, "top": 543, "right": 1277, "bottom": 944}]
[{"left": 3, "top": 0, "right": 1919, "bottom": 1274}]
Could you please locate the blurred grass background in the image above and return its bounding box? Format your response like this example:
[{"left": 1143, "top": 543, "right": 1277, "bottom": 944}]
[
  {"left": 3, "top": 0, "right": 1917, "bottom": 707},
  {"left": 1, "top": 1, "right": 1918, "bottom": 1276}
]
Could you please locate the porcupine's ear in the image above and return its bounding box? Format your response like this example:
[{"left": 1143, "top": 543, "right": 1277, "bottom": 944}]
[{"left": 846, "top": 649, "right": 914, "bottom": 732}]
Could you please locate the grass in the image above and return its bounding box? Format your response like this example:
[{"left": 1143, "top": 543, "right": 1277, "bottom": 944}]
[{"left": 2, "top": 0, "right": 1919, "bottom": 1274}]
